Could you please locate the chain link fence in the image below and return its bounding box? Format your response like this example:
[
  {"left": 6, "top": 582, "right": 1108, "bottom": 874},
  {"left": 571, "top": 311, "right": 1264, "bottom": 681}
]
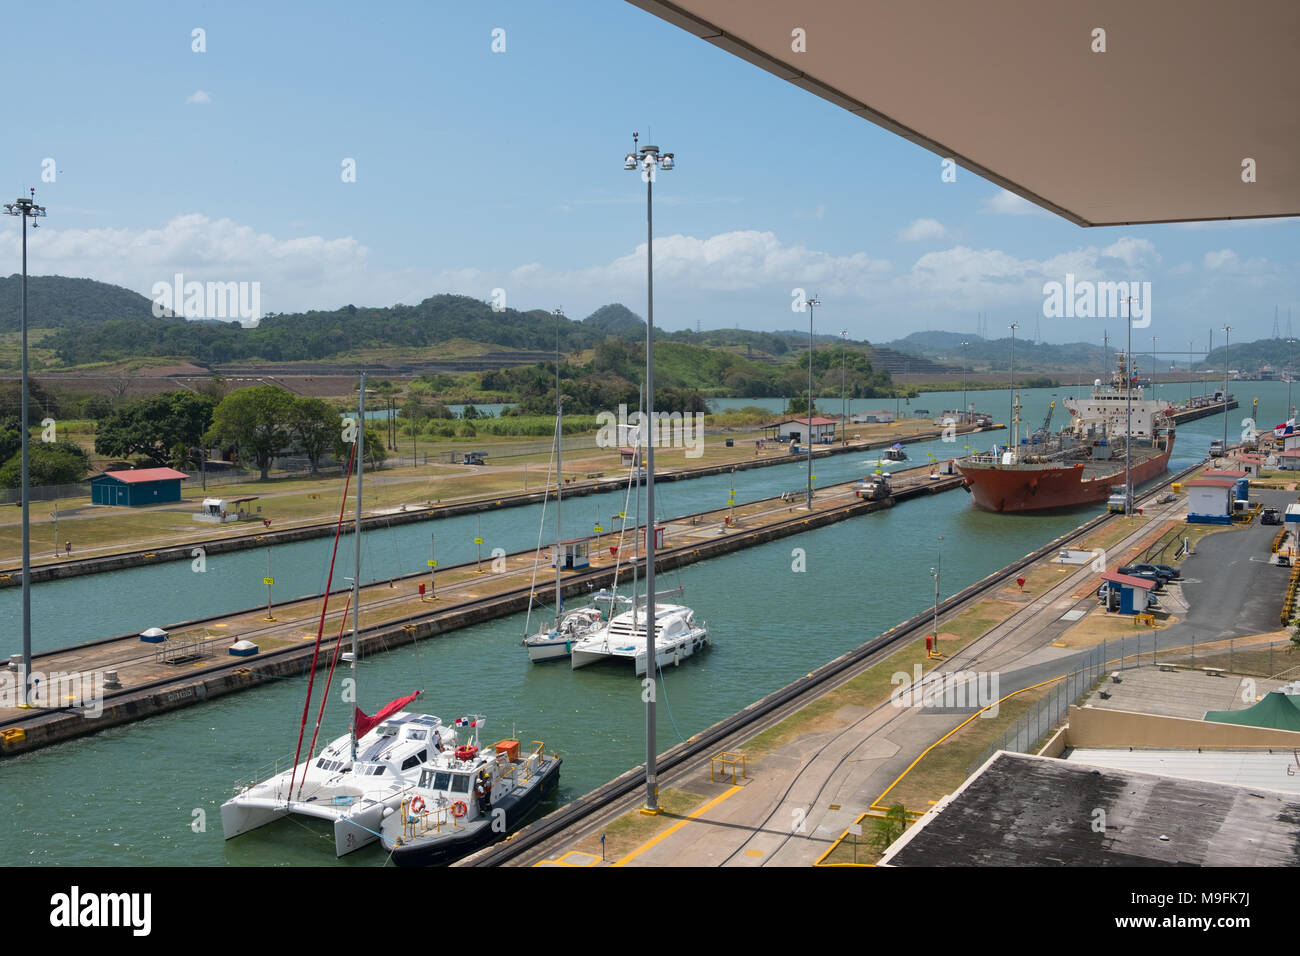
[{"left": 968, "top": 644, "right": 1105, "bottom": 775}]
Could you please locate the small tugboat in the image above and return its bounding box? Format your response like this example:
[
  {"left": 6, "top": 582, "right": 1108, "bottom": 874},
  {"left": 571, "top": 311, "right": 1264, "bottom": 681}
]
[
  {"left": 379, "top": 718, "right": 561, "bottom": 866},
  {"left": 883, "top": 443, "right": 907, "bottom": 462}
]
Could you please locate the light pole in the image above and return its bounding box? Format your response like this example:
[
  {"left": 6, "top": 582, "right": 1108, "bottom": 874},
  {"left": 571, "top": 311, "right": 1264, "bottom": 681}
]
[
  {"left": 1151, "top": 336, "right": 1157, "bottom": 403},
  {"left": 1222, "top": 326, "right": 1232, "bottom": 452},
  {"left": 1188, "top": 339, "right": 1194, "bottom": 406},
  {"left": 4, "top": 190, "right": 46, "bottom": 706},
  {"left": 805, "top": 295, "right": 820, "bottom": 510},
  {"left": 1123, "top": 297, "right": 1134, "bottom": 515},
  {"left": 624, "top": 133, "right": 673, "bottom": 814},
  {"left": 1008, "top": 323, "right": 1019, "bottom": 456},
  {"left": 840, "top": 329, "right": 848, "bottom": 445},
  {"left": 1288, "top": 338, "right": 1296, "bottom": 420},
  {"left": 930, "top": 536, "right": 944, "bottom": 656},
  {"left": 961, "top": 340, "right": 970, "bottom": 424}
]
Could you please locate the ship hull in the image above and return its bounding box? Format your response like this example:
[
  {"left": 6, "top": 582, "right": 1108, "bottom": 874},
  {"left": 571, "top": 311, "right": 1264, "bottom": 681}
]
[{"left": 958, "top": 437, "right": 1174, "bottom": 513}]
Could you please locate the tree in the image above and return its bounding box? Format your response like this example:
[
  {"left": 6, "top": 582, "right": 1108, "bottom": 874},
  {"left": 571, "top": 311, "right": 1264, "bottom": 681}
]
[
  {"left": 94, "top": 392, "right": 216, "bottom": 466},
  {"left": 332, "top": 425, "right": 387, "bottom": 469},
  {"left": 205, "top": 386, "right": 295, "bottom": 479},
  {"left": 870, "top": 804, "right": 909, "bottom": 853},
  {"left": 287, "top": 397, "right": 337, "bottom": 475},
  {"left": 0, "top": 441, "right": 91, "bottom": 488}
]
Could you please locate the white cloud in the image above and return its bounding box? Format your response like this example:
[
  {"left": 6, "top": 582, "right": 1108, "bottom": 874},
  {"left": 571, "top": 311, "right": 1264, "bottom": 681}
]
[
  {"left": 980, "top": 188, "right": 1044, "bottom": 216},
  {"left": 186, "top": 90, "right": 212, "bottom": 105},
  {"left": 1176, "top": 216, "right": 1300, "bottom": 230},
  {"left": 793, "top": 203, "right": 826, "bottom": 221},
  {"left": 1204, "top": 249, "right": 1238, "bottom": 270},
  {"left": 897, "top": 218, "right": 948, "bottom": 241},
  {"left": 1, "top": 214, "right": 368, "bottom": 316}
]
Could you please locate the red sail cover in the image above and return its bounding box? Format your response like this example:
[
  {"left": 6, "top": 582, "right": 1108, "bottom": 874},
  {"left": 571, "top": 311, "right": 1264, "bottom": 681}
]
[{"left": 354, "top": 690, "right": 421, "bottom": 739}]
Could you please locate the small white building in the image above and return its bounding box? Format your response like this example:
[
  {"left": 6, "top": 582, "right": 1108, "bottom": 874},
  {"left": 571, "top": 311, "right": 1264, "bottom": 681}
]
[
  {"left": 774, "top": 416, "right": 837, "bottom": 442},
  {"left": 193, "top": 496, "right": 259, "bottom": 523},
  {"left": 1184, "top": 477, "right": 1236, "bottom": 524},
  {"left": 1279, "top": 449, "right": 1300, "bottom": 471},
  {"left": 852, "top": 409, "right": 895, "bottom": 424}
]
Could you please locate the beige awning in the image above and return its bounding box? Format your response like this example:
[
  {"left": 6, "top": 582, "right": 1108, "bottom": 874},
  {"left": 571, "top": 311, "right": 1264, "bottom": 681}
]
[{"left": 629, "top": 0, "right": 1300, "bottom": 225}]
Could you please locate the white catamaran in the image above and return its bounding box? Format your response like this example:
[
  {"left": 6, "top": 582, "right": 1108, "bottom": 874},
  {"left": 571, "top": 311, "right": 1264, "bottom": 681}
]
[{"left": 221, "top": 373, "right": 449, "bottom": 857}]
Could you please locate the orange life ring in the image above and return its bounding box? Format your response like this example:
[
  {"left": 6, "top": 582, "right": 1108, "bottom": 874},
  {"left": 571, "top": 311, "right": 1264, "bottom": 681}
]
[
  {"left": 451, "top": 800, "right": 468, "bottom": 818},
  {"left": 455, "top": 745, "right": 478, "bottom": 761},
  {"left": 411, "top": 796, "right": 426, "bottom": 814}
]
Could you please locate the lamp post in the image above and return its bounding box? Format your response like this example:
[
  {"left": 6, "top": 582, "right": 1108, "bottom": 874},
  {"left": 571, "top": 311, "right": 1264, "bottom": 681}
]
[
  {"left": 1188, "top": 339, "right": 1194, "bottom": 406},
  {"left": 1008, "top": 323, "right": 1019, "bottom": 456},
  {"left": 805, "top": 295, "right": 820, "bottom": 510},
  {"left": 840, "top": 329, "right": 848, "bottom": 445},
  {"left": 1288, "top": 338, "right": 1296, "bottom": 420},
  {"left": 1151, "top": 336, "right": 1157, "bottom": 403},
  {"left": 1122, "top": 297, "right": 1135, "bottom": 515},
  {"left": 624, "top": 133, "right": 673, "bottom": 814},
  {"left": 930, "top": 536, "right": 944, "bottom": 656},
  {"left": 1222, "top": 326, "right": 1232, "bottom": 452},
  {"left": 961, "top": 340, "right": 970, "bottom": 424},
  {"left": 4, "top": 190, "right": 47, "bottom": 706}
]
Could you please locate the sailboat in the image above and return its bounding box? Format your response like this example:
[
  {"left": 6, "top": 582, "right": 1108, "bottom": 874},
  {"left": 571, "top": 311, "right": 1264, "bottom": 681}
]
[
  {"left": 567, "top": 392, "right": 710, "bottom": 677},
  {"left": 522, "top": 349, "right": 606, "bottom": 662},
  {"left": 221, "top": 373, "right": 456, "bottom": 857}
]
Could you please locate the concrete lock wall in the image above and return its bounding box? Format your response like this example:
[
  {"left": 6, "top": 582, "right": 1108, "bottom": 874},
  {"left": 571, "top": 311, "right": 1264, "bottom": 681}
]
[{"left": 1066, "top": 704, "right": 1300, "bottom": 750}]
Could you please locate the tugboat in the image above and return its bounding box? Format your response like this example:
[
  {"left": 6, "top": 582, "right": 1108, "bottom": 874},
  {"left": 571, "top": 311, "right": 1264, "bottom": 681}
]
[
  {"left": 379, "top": 718, "right": 561, "bottom": 866},
  {"left": 883, "top": 443, "right": 907, "bottom": 462}
]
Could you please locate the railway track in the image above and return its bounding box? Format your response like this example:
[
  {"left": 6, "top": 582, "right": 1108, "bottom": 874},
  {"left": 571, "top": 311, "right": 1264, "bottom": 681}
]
[{"left": 462, "top": 460, "right": 1202, "bottom": 866}]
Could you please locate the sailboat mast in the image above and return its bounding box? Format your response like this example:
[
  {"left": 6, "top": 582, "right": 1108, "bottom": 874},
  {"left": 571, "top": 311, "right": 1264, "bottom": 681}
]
[
  {"left": 351, "top": 372, "right": 365, "bottom": 761},
  {"left": 554, "top": 315, "right": 563, "bottom": 629}
]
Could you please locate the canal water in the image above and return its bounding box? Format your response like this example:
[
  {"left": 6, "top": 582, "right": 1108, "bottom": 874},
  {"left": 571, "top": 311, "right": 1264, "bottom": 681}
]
[{"left": 0, "top": 381, "right": 1269, "bottom": 865}]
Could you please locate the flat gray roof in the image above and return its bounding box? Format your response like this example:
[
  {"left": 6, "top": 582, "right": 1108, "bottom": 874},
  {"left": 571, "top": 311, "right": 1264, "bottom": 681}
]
[{"left": 880, "top": 751, "right": 1300, "bottom": 866}]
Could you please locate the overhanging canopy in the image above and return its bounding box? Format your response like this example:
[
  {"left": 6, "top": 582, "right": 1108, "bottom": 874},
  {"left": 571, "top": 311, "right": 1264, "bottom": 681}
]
[{"left": 630, "top": 0, "right": 1300, "bottom": 226}]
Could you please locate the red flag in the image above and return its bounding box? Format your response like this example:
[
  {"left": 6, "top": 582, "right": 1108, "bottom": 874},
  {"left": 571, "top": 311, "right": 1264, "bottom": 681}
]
[{"left": 354, "top": 690, "right": 421, "bottom": 739}]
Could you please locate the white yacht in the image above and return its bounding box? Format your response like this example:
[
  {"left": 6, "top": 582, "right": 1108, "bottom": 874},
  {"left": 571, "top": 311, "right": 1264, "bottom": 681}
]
[
  {"left": 221, "top": 710, "right": 457, "bottom": 856},
  {"left": 524, "top": 605, "right": 605, "bottom": 662},
  {"left": 569, "top": 601, "right": 709, "bottom": 677}
]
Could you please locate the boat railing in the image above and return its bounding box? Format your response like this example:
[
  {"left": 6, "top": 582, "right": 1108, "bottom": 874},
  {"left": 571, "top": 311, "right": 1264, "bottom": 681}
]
[
  {"left": 400, "top": 798, "right": 462, "bottom": 841},
  {"left": 523, "top": 741, "right": 546, "bottom": 782},
  {"left": 234, "top": 751, "right": 301, "bottom": 792}
]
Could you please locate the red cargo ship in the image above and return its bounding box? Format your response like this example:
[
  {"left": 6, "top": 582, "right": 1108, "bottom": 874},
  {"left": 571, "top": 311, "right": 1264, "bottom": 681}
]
[{"left": 958, "top": 356, "right": 1175, "bottom": 513}]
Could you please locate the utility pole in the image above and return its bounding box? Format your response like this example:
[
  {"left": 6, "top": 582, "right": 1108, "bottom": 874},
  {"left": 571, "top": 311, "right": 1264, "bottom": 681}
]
[{"left": 3, "top": 190, "right": 47, "bottom": 706}]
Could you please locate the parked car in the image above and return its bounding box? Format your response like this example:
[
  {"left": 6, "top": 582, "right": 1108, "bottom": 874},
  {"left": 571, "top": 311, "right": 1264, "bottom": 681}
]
[
  {"left": 462, "top": 452, "right": 486, "bottom": 466},
  {"left": 1262, "top": 508, "right": 1281, "bottom": 525},
  {"left": 1119, "top": 563, "right": 1174, "bottom": 583}
]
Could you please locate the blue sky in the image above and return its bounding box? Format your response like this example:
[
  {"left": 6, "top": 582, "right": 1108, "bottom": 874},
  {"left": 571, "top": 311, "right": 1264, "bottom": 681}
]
[{"left": 1, "top": 0, "right": 1296, "bottom": 353}]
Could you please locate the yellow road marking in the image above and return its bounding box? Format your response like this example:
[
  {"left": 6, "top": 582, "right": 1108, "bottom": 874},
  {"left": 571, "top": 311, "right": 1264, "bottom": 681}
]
[{"left": 613, "top": 785, "right": 743, "bottom": 867}]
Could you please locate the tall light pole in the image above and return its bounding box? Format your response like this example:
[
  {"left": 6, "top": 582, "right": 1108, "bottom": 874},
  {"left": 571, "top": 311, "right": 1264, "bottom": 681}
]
[
  {"left": 624, "top": 133, "right": 673, "bottom": 814},
  {"left": 1288, "top": 337, "right": 1296, "bottom": 420},
  {"left": 930, "top": 535, "right": 944, "bottom": 656},
  {"left": 961, "top": 340, "right": 970, "bottom": 424},
  {"left": 1188, "top": 339, "right": 1194, "bottom": 406},
  {"left": 806, "top": 295, "right": 820, "bottom": 510},
  {"left": 840, "top": 329, "right": 848, "bottom": 445},
  {"left": 4, "top": 190, "right": 47, "bottom": 707},
  {"left": 1151, "top": 336, "right": 1158, "bottom": 403},
  {"left": 1222, "top": 326, "right": 1232, "bottom": 452},
  {"left": 1008, "top": 323, "right": 1019, "bottom": 456},
  {"left": 1122, "top": 297, "right": 1134, "bottom": 515}
]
